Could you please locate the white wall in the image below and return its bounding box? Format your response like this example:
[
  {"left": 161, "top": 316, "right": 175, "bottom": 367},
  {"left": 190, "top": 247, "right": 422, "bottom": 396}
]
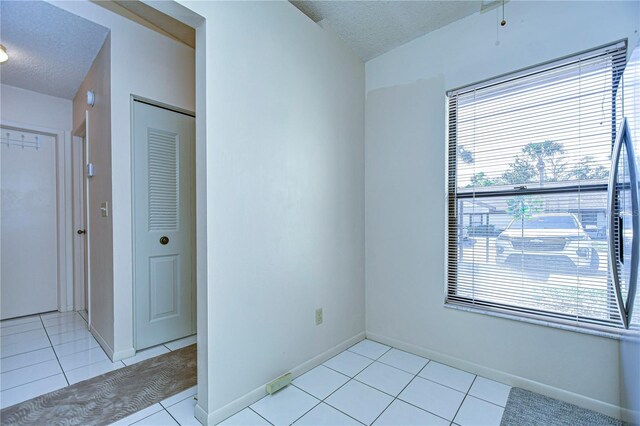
[
  {"left": 1, "top": 84, "right": 72, "bottom": 130},
  {"left": 178, "top": 1, "right": 365, "bottom": 423},
  {"left": 51, "top": 0, "right": 195, "bottom": 359},
  {"left": 73, "top": 37, "right": 113, "bottom": 350},
  {"left": 365, "top": 0, "right": 640, "bottom": 416}
]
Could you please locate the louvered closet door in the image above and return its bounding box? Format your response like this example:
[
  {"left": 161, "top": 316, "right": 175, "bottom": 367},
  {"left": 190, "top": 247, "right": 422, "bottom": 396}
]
[{"left": 133, "top": 101, "right": 195, "bottom": 349}]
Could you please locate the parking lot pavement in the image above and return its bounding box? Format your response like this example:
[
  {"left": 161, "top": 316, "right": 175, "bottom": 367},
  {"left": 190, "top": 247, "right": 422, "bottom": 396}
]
[{"left": 456, "top": 237, "right": 611, "bottom": 320}]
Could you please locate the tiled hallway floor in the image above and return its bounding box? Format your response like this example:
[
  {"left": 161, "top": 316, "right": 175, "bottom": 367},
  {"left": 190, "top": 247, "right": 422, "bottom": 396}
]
[
  {"left": 0, "top": 310, "right": 196, "bottom": 416},
  {"left": 220, "top": 339, "right": 510, "bottom": 426}
]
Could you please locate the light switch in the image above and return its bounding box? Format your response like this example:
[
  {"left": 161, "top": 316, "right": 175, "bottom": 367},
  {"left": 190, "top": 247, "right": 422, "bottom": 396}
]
[{"left": 100, "top": 201, "right": 109, "bottom": 217}]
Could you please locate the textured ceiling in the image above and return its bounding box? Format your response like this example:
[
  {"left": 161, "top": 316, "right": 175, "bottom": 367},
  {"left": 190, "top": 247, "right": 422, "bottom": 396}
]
[
  {"left": 0, "top": 0, "right": 109, "bottom": 99},
  {"left": 291, "top": 1, "right": 482, "bottom": 61}
]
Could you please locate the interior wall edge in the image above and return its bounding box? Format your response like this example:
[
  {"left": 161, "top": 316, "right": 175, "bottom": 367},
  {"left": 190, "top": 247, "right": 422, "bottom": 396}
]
[
  {"left": 90, "top": 323, "right": 115, "bottom": 360},
  {"left": 366, "top": 331, "right": 624, "bottom": 420},
  {"left": 204, "top": 331, "right": 366, "bottom": 426}
]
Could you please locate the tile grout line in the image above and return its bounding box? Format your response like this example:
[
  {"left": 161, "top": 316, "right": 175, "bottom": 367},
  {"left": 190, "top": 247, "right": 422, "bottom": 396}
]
[
  {"left": 57, "top": 344, "right": 105, "bottom": 363},
  {"left": 46, "top": 312, "right": 117, "bottom": 383},
  {"left": 0, "top": 323, "right": 45, "bottom": 337},
  {"left": 38, "top": 314, "right": 70, "bottom": 386},
  {"left": 285, "top": 397, "right": 322, "bottom": 425},
  {"left": 238, "top": 342, "right": 508, "bottom": 426},
  {"left": 324, "top": 354, "right": 447, "bottom": 425},
  {"left": 326, "top": 356, "right": 452, "bottom": 425},
  {"left": 1, "top": 328, "right": 48, "bottom": 344},
  {"left": 1, "top": 315, "right": 42, "bottom": 325},
  {"left": 397, "top": 361, "right": 458, "bottom": 423},
  {"left": 129, "top": 404, "right": 166, "bottom": 425},
  {"left": 463, "top": 392, "right": 508, "bottom": 410},
  {"left": 51, "top": 334, "right": 97, "bottom": 349},
  {"left": 248, "top": 406, "right": 276, "bottom": 426},
  {"left": 0, "top": 345, "right": 51, "bottom": 360},
  {"left": 48, "top": 329, "right": 95, "bottom": 347},
  {"left": 375, "top": 358, "right": 429, "bottom": 375},
  {"left": 368, "top": 359, "right": 443, "bottom": 426},
  {"left": 41, "top": 313, "right": 83, "bottom": 327},
  {"left": 160, "top": 389, "right": 198, "bottom": 410},
  {"left": 0, "top": 355, "right": 57, "bottom": 375},
  {"left": 0, "top": 369, "right": 63, "bottom": 393},
  {"left": 61, "top": 354, "right": 116, "bottom": 376},
  {"left": 45, "top": 322, "right": 90, "bottom": 337},
  {"left": 163, "top": 406, "right": 181, "bottom": 425},
  {"left": 289, "top": 345, "right": 403, "bottom": 426},
  {"left": 291, "top": 364, "right": 363, "bottom": 422},
  {"left": 450, "top": 375, "right": 478, "bottom": 424},
  {"left": 290, "top": 383, "right": 366, "bottom": 426},
  {"left": 322, "top": 362, "right": 373, "bottom": 379}
]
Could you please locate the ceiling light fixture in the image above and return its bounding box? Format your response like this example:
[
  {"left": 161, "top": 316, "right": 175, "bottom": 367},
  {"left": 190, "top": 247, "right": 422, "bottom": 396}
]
[{"left": 0, "top": 45, "right": 8, "bottom": 63}]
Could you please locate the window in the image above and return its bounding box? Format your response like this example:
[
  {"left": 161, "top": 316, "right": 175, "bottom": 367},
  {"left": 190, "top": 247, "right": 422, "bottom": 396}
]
[{"left": 446, "top": 41, "right": 628, "bottom": 333}]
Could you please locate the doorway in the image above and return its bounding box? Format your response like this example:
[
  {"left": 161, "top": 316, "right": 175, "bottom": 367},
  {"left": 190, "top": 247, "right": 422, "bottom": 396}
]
[
  {"left": 1, "top": 126, "right": 60, "bottom": 319},
  {"left": 132, "top": 98, "right": 196, "bottom": 350},
  {"left": 72, "top": 119, "right": 90, "bottom": 326}
]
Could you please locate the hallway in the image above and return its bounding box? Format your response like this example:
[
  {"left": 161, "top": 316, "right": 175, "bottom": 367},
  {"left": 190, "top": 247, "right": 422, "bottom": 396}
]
[{"left": 0, "top": 310, "right": 196, "bottom": 416}]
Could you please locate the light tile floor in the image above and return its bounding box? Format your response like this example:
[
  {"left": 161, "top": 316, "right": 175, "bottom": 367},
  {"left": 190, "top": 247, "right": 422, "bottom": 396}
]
[
  {"left": 0, "top": 310, "right": 197, "bottom": 413},
  {"left": 2, "top": 321, "right": 509, "bottom": 426},
  {"left": 220, "top": 339, "right": 510, "bottom": 426}
]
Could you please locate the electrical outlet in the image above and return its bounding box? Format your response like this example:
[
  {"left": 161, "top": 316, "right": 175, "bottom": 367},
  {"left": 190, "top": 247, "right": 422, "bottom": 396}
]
[{"left": 315, "top": 308, "right": 323, "bottom": 325}]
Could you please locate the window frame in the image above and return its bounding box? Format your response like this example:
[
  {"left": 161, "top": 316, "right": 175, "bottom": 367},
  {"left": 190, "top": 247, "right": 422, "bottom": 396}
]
[{"left": 445, "top": 40, "right": 629, "bottom": 337}]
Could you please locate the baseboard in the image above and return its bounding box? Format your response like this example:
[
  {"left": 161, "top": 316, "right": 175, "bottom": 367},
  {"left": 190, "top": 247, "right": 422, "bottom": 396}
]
[
  {"left": 366, "top": 331, "right": 624, "bottom": 420},
  {"left": 89, "top": 325, "right": 114, "bottom": 359},
  {"left": 112, "top": 347, "right": 136, "bottom": 362},
  {"left": 195, "top": 403, "right": 208, "bottom": 426},
  {"left": 89, "top": 325, "right": 136, "bottom": 362},
  {"left": 620, "top": 406, "right": 637, "bottom": 424},
  {"left": 203, "top": 332, "right": 366, "bottom": 425}
]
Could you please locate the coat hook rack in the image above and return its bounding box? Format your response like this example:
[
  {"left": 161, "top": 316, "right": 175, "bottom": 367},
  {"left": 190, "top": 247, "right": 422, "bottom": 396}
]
[{"left": 1, "top": 131, "right": 41, "bottom": 150}]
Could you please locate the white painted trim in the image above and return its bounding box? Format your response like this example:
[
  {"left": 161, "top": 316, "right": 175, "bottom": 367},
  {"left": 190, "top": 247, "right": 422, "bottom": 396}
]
[
  {"left": 0, "top": 119, "right": 73, "bottom": 315},
  {"left": 621, "top": 407, "right": 636, "bottom": 424},
  {"left": 84, "top": 111, "right": 92, "bottom": 329},
  {"left": 193, "top": 21, "right": 209, "bottom": 425},
  {"left": 90, "top": 323, "right": 135, "bottom": 362},
  {"left": 62, "top": 130, "right": 74, "bottom": 312},
  {"left": 194, "top": 404, "right": 208, "bottom": 426},
  {"left": 203, "top": 332, "right": 366, "bottom": 425},
  {"left": 71, "top": 134, "right": 86, "bottom": 313},
  {"left": 365, "top": 331, "right": 624, "bottom": 420},
  {"left": 129, "top": 97, "right": 197, "bottom": 351},
  {"left": 112, "top": 346, "right": 136, "bottom": 362}
]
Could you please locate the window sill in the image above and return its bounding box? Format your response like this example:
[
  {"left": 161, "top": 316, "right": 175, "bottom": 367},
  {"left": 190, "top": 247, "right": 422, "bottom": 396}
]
[{"left": 444, "top": 301, "right": 624, "bottom": 341}]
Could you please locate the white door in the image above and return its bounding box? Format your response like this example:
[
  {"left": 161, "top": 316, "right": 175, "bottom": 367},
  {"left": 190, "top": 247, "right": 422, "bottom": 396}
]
[
  {"left": 133, "top": 101, "right": 195, "bottom": 349},
  {"left": 1, "top": 128, "right": 58, "bottom": 319}
]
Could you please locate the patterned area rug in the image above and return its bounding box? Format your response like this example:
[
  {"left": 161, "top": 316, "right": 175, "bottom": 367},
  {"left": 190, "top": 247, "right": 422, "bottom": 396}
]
[
  {"left": 0, "top": 344, "right": 197, "bottom": 426},
  {"left": 500, "top": 387, "right": 623, "bottom": 426}
]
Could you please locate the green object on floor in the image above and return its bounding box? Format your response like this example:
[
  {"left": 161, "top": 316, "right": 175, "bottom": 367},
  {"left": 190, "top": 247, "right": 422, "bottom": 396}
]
[{"left": 266, "top": 372, "right": 292, "bottom": 395}]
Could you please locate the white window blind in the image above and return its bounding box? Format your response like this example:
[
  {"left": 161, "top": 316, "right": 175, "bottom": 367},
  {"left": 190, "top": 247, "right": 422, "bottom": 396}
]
[{"left": 446, "top": 41, "right": 628, "bottom": 332}]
